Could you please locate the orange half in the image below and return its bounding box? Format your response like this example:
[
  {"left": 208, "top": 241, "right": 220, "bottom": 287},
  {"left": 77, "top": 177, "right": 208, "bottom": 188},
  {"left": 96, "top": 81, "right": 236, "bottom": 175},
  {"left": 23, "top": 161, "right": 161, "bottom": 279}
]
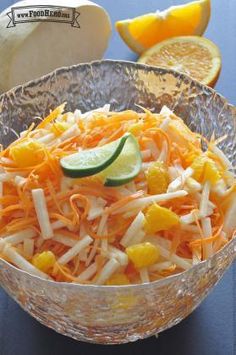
[{"left": 138, "top": 36, "right": 221, "bottom": 87}]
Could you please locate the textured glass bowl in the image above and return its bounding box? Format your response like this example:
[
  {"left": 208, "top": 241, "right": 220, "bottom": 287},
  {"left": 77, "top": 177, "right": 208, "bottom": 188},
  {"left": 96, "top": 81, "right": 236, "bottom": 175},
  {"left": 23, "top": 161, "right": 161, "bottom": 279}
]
[{"left": 0, "top": 60, "right": 235, "bottom": 344}]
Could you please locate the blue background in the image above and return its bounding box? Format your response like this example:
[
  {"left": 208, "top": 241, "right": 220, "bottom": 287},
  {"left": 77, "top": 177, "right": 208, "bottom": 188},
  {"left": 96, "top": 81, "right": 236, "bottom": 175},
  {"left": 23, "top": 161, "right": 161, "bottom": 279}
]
[{"left": 0, "top": 1, "right": 235, "bottom": 354}]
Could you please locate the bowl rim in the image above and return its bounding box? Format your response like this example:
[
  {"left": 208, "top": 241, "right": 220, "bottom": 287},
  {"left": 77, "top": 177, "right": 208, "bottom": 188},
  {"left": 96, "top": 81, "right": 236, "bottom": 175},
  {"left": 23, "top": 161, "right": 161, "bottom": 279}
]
[{"left": 0, "top": 59, "right": 235, "bottom": 291}]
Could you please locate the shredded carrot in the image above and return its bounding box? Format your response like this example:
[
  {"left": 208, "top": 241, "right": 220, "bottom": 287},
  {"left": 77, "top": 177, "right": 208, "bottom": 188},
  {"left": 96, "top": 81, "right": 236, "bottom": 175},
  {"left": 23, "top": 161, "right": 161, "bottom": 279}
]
[
  {"left": 192, "top": 209, "right": 205, "bottom": 239},
  {"left": 52, "top": 261, "right": 78, "bottom": 282},
  {"left": 46, "top": 180, "right": 62, "bottom": 213},
  {"left": 84, "top": 218, "right": 132, "bottom": 240},
  {"left": 189, "top": 225, "right": 223, "bottom": 249},
  {"left": 37, "top": 103, "right": 66, "bottom": 129},
  {"left": 70, "top": 194, "right": 90, "bottom": 224}
]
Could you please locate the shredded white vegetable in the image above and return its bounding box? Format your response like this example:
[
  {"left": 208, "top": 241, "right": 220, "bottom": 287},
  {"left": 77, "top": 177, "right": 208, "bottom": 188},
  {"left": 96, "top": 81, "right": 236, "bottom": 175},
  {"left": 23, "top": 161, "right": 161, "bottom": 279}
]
[
  {"left": 2, "top": 243, "right": 51, "bottom": 280},
  {"left": 76, "top": 262, "right": 97, "bottom": 282},
  {"left": 147, "top": 236, "right": 192, "bottom": 270},
  {"left": 78, "top": 248, "right": 88, "bottom": 262},
  {"left": 107, "top": 246, "right": 128, "bottom": 266},
  {"left": 180, "top": 208, "right": 213, "bottom": 225},
  {"left": 87, "top": 196, "right": 106, "bottom": 221},
  {"left": 201, "top": 217, "right": 213, "bottom": 259},
  {"left": 223, "top": 193, "right": 236, "bottom": 235},
  {"left": 58, "top": 235, "right": 93, "bottom": 265},
  {"left": 168, "top": 166, "right": 179, "bottom": 181},
  {"left": 14, "top": 175, "right": 27, "bottom": 187},
  {"left": 32, "top": 188, "right": 53, "bottom": 240},
  {"left": 158, "top": 141, "right": 168, "bottom": 162},
  {"left": 51, "top": 220, "right": 66, "bottom": 230},
  {"left": 210, "top": 144, "right": 233, "bottom": 170},
  {"left": 60, "top": 124, "right": 80, "bottom": 142},
  {"left": 53, "top": 234, "right": 77, "bottom": 247},
  {"left": 195, "top": 192, "right": 216, "bottom": 209},
  {"left": 145, "top": 139, "right": 159, "bottom": 160},
  {"left": 149, "top": 261, "right": 173, "bottom": 272},
  {"left": 97, "top": 213, "right": 108, "bottom": 235},
  {"left": 129, "top": 230, "right": 146, "bottom": 245},
  {"left": 0, "top": 157, "right": 15, "bottom": 166},
  {"left": 0, "top": 229, "right": 36, "bottom": 251},
  {"left": 192, "top": 250, "right": 201, "bottom": 265},
  {"left": 79, "top": 223, "right": 87, "bottom": 238},
  {"left": 23, "top": 238, "right": 34, "bottom": 259},
  {"left": 211, "top": 179, "right": 227, "bottom": 197},
  {"left": 37, "top": 132, "right": 55, "bottom": 144},
  {"left": 74, "top": 109, "right": 82, "bottom": 121},
  {"left": 96, "top": 258, "right": 120, "bottom": 285},
  {"left": 185, "top": 177, "right": 202, "bottom": 192},
  {"left": 199, "top": 181, "right": 211, "bottom": 217},
  {"left": 139, "top": 267, "right": 150, "bottom": 283},
  {"left": 101, "top": 238, "right": 108, "bottom": 255},
  {"left": 180, "top": 224, "right": 200, "bottom": 233},
  {"left": 0, "top": 172, "right": 24, "bottom": 182},
  {"left": 167, "top": 167, "right": 193, "bottom": 193},
  {"left": 159, "top": 245, "right": 192, "bottom": 270},
  {"left": 159, "top": 117, "right": 171, "bottom": 131},
  {"left": 113, "top": 190, "right": 188, "bottom": 215},
  {"left": 85, "top": 238, "right": 99, "bottom": 267},
  {"left": 120, "top": 211, "right": 145, "bottom": 247}
]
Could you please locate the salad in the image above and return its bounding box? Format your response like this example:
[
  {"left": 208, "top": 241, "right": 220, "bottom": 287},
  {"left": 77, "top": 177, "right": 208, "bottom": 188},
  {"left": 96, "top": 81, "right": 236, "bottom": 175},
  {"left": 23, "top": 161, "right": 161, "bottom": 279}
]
[{"left": 0, "top": 104, "right": 235, "bottom": 285}]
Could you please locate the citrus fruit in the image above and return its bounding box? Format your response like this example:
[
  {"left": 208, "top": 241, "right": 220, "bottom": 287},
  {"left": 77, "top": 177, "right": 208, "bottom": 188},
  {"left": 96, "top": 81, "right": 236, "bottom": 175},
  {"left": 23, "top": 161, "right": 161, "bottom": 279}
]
[
  {"left": 146, "top": 161, "right": 169, "bottom": 195},
  {"left": 138, "top": 36, "right": 221, "bottom": 87},
  {"left": 60, "top": 133, "right": 131, "bottom": 178},
  {"left": 191, "top": 155, "right": 221, "bottom": 185},
  {"left": 32, "top": 251, "right": 56, "bottom": 273},
  {"left": 10, "top": 139, "right": 44, "bottom": 168},
  {"left": 126, "top": 242, "right": 160, "bottom": 269},
  {"left": 100, "top": 134, "right": 142, "bottom": 186},
  {"left": 116, "top": 0, "right": 211, "bottom": 54},
  {"left": 144, "top": 204, "right": 179, "bottom": 233}
]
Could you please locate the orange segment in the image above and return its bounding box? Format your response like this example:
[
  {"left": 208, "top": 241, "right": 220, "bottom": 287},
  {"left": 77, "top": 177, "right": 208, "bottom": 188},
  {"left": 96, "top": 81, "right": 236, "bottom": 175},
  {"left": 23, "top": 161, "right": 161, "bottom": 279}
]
[
  {"left": 126, "top": 242, "right": 160, "bottom": 269},
  {"left": 10, "top": 139, "right": 45, "bottom": 168},
  {"left": 191, "top": 155, "right": 221, "bottom": 185},
  {"left": 139, "top": 36, "right": 221, "bottom": 87},
  {"left": 116, "top": 0, "right": 211, "bottom": 54},
  {"left": 32, "top": 251, "right": 56, "bottom": 273},
  {"left": 146, "top": 162, "right": 169, "bottom": 195},
  {"left": 144, "top": 204, "right": 180, "bottom": 234}
]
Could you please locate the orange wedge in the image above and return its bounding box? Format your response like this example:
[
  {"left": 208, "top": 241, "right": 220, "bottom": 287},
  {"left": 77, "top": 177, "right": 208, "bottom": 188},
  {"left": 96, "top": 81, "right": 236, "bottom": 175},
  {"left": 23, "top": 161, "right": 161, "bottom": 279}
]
[
  {"left": 116, "top": 0, "right": 211, "bottom": 54},
  {"left": 138, "top": 36, "right": 221, "bottom": 87}
]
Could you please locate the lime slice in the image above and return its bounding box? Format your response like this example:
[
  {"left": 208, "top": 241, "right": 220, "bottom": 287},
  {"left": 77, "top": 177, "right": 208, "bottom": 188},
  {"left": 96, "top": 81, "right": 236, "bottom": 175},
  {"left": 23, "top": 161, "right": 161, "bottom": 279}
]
[
  {"left": 100, "top": 134, "right": 142, "bottom": 186},
  {"left": 60, "top": 133, "right": 130, "bottom": 178}
]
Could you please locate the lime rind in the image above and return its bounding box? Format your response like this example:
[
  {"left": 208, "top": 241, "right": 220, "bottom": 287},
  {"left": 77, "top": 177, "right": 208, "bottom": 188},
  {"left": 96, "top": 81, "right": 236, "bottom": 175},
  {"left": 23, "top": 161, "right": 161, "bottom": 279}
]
[
  {"left": 102, "top": 135, "right": 142, "bottom": 186},
  {"left": 60, "top": 133, "right": 130, "bottom": 178}
]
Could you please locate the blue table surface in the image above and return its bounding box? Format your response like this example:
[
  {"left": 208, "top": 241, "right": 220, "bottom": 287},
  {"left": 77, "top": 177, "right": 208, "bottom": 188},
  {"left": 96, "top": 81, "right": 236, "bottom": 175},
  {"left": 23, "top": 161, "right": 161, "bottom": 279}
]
[{"left": 0, "top": 1, "right": 235, "bottom": 354}]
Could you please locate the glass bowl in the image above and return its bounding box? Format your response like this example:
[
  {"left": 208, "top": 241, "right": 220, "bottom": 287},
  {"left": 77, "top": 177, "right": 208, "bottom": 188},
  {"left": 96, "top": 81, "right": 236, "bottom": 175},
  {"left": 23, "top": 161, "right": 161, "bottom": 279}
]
[{"left": 0, "top": 60, "right": 235, "bottom": 344}]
